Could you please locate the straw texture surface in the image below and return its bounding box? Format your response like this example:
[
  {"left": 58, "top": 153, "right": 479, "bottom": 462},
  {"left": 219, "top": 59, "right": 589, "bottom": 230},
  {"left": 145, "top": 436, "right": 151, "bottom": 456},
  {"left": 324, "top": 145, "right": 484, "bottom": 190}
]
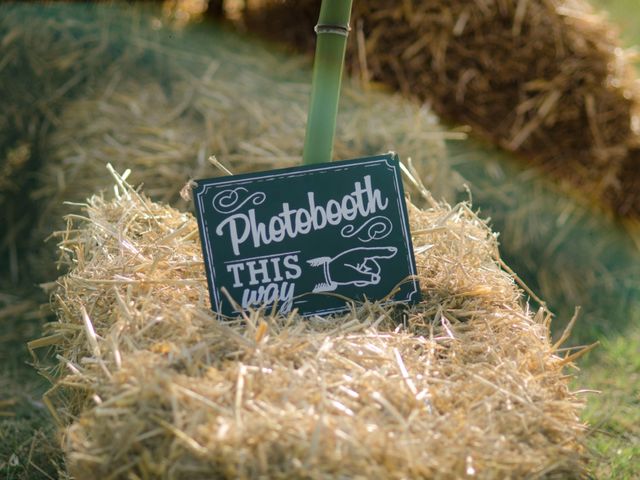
[{"left": 38, "top": 170, "right": 588, "bottom": 479}]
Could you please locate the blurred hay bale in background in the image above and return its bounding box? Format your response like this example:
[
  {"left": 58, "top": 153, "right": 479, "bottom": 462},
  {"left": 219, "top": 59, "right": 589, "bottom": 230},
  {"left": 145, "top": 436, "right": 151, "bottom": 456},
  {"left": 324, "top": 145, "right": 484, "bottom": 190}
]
[
  {"left": 37, "top": 171, "right": 588, "bottom": 479},
  {"left": 240, "top": 0, "right": 640, "bottom": 338},
  {"left": 0, "top": 4, "right": 178, "bottom": 284},
  {"left": 27, "top": 14, "right": 455, "bottom": 282},
  {"left": 35, "top": 61, "right": 451, "bottom": 211},
  {"left": 450, "top": 143, "right": 640, "bottom": 340},
  {"left": 242, "top": 0, "right": 640, "bottom": 218}
]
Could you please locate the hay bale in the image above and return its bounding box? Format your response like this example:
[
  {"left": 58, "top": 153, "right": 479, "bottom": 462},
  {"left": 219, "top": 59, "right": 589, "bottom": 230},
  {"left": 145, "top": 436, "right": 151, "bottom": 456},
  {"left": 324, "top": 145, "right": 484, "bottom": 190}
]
[
  {"left": 0, "top": 3, "right": 185, "bottom": 155},
  {"left": 36, "top": 72, "right": 451, "bottom": 210},
  {"left": 242, "top": 0, "right": 640, "bottom": 218},
  {"left": 37, "top": 170, "right": 588, "bottom": 479}
]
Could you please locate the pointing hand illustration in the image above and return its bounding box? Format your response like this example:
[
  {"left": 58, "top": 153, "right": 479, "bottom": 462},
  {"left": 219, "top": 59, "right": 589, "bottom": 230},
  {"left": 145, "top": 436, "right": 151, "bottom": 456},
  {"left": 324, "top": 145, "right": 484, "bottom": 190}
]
[{"left": 307, "top": 247, "right": 398, "bottom": 293}]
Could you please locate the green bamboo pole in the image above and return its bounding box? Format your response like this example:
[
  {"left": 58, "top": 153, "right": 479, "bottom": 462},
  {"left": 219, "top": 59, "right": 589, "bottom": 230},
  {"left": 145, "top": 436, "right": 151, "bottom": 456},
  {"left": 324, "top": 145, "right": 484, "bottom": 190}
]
[{"left": 302, "top": 0, "right": 354, "bottom": 164}]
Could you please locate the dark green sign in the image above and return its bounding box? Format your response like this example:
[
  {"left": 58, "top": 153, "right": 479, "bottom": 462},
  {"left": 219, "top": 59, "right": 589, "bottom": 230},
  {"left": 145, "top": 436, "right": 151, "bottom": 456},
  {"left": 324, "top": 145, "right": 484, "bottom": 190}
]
[{"left": 193, "top": 153, "right": 420, "bottom": 317}]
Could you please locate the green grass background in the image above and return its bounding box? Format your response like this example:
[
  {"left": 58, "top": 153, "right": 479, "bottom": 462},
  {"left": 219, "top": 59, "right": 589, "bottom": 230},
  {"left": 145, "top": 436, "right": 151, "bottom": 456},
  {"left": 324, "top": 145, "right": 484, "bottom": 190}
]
[
  {"left": 579, "top": 2, "right": 640, "bottom": 476},
  {"left": 563, "top": 2, "right": 639, "bottom": 476}
]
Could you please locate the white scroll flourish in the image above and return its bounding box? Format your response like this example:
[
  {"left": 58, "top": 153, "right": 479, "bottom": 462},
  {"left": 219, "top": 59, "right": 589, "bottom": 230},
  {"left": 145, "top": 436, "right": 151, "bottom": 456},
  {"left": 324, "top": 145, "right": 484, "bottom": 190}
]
[
  {"left": 340, "top": 216, "right": 392, "bottom": 242},
  {"left": 212, "top": 187, "right": 266, "bottom": 214}
]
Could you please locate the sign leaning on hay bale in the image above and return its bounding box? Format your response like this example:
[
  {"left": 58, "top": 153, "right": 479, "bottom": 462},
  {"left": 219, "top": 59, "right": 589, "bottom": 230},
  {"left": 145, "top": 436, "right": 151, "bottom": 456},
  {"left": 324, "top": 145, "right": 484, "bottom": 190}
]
[
  {"left": 193, "top": 153, "right": 420, "bottom": 317},
  {"left": 194, "top": 0, "right": 420, "bottom": 317}
]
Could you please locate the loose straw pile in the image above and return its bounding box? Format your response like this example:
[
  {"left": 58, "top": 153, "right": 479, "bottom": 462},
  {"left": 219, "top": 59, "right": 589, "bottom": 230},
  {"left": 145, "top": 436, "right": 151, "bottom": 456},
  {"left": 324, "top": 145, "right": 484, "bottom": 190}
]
[
  {"left": 243, "top": 0, "right": 640, "bottom": 218},
  {"left": 36, "top": 168, "right": 589, "bottom": 478}
]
